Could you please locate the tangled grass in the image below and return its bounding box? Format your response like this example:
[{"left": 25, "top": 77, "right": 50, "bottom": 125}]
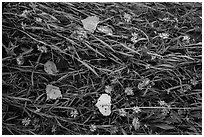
[{"left": 2, "top": 2, "right": 202, "bottom": 135}]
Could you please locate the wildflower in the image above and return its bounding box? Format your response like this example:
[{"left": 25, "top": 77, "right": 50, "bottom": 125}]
[
  {"left": 90, "top": 124, "right": 97, "bottom": 132},
  {"left": 34, "top": 108, "right": 41, "bottom": 113},
  {"left": 22, "top": 117, "right": 31, "bottom": 126},
  {"left": 125, "top": 87, "right": 134, "bottom": 95},
  {"left": 132, "top": 117, "right": 140, "bottom": 130},
  {"left": 132, "top": 106, "right": 141, "bottom": 113},
  {"left": 158, "top": 33, "right": 169, "bottom": 39},
  {"left": 118, "top": 108, "right": 127, "bottom": 117},
  {"left": 190, "top": 77, "right": 198, "bottom": 86},
  {"left": 161, "top": 107, "right": 170, "bottom": 116},
  {"left": 35, "top": 17, "right": 42, "bottom": 23},
  {"left": 37, "top": 45, "right": 47, "bottom": 53},
  {"left": 131, "top": 32, "right": 139, "bottom": 43},
  {"left": 158, "top": 101, "right": 170, "bottom": 115},
  {"left": 182, "top": 84, "right": 192, "bottom": 92},
  {"left": 160, "top": 17, "right": 169, "bottom": 21},
  {"left": 51, "top": 125, "right": 57, "bottom": 133},
  {"left": 19, "top": 10, "right": 29, "bottom": 18},
  {"left": 145, "top": 64, "right": 151, "bottom": 69},
  {"left": 138, "top": 78, "right": 151, "bottom": 90},
  {"left": 124, "top": 13, "right": 132, "bottom": 23},
  {"left": 158, "top": 100, "right": 168, "bottom": 107},
  {"left": 182, "top": 35, "right": 190, "bottom": 43},
  {"left": 21, "top": 22, "right": 26, "bottom": 30},
  {"left": 105, "top": 85, "right": 113, "bottom": 94},
  {"left": 70, "top": 109, "right": 78, "bottom": 118},
  {"left": 16, "top": 54, "right": 24, "bottom": 66},
  {"left": 110, "top": 126, "right": 118, "bottom": 134}
]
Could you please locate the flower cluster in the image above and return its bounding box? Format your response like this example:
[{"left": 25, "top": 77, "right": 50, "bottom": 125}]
[
  {"left": 131, "top": 32, "right": 139, "bottom": 43},
  {"left": 158, "top": 33, "right": 169, "bottom": 39},
  {"left": 125, "top": 87, "right": 134, "bottom": 95},
  {"left": 158, "top": 100, "right": 171, "bottom": 115}
]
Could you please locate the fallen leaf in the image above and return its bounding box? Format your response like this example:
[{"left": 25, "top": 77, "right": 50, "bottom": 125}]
[
  {"left": 154, "top": 124, "right": 175, "bottom": 130},
  {"left": 46, "top": 84, "right": 62, "bottom": 100},
  {"left": 81, "top": 16, "right": 99, "bottom": 33},
  {"left": 44, "top": 61, "right": 58, "bottom": 75},
  {"left": 97, "top": 25, "right": 113, "bottom": 35},
  {"left": 132, "top": 117, "right": 140, "bottom": 130},
  {"left": 95, "top": 94, "right": 111, "bottom": 116}
]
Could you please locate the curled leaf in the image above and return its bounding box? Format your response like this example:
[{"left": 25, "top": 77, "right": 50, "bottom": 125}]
[
  {"left": 44, "top": 61, "right": 58, "bottom": 75},
  {"left": 95, "top": 94, "right": 111, "bottom": 116},
  {"left": 46, "top": 84, "right": 62, "bottom": 100},
  {"left": 81, "top": 16, "right": 99, "bottom": 33}
]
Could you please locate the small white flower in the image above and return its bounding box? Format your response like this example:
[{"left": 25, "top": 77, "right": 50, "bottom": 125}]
[
  {"left": 35, "top": 17, "right": 42, "bottom": 23},
  {"left": 125, "top": 87, "right": 134, "bottom": 95},
  {"left": 118, "top": 108, "right": 127, "bottom": 117},
  {"left": 90, "top": 124, "right": 97, "bottom": 132},
  {"left": 161, "top": 17, "right": 169, "bottom": 21},
  {"left": 183, "top": 35, "right": 190, "bottom": 42},
  {"left": 16, "top": 55, "right": 24, "bottom": 66},
  {"left": 124, "top": 13, "right": 132, "bottom": 23},
  {"left": 158, "top": 100, "right": 167, "bottom": 106},
  {"left": 37, "top": 45, "right": 47, "bottom": 53},
  {"left": 22, "top": 117, "right": 31, "bottom": 126},
  {"left": 19, "top": 10, "right": 29, "bottom": 18},
  {"left": 70, "top": 109, "right": 78, "bottom": 118},
  {"left": 159, "top": 33, "right": 169, "bottom": 39},
  {"left": 132, "top": 106, "right": 141, "bottom": 113},
  {"left": 51, "top": 125, "right": 57, "bottom": 133},
  {"left": 190, "top": 77, "right": 198, "bottom": 86},
  {"left": 105, "top": 85, "right": 113, "bottom": 94}
]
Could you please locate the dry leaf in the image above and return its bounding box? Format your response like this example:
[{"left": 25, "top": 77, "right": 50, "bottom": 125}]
[
  {"left": 46, "top": 84, "right": 62, "bottom": 100},
  {"left": 81, "top": 16, "right": 99, "bottom": 33},
  {"left": 97, "top": 26, "right": 113, "bottom": 35},
  {"left": 132, "top": 117, "right": 140, "bottom": 131},
  {"left": 95, "top": 94, "right": 111, "bottom": 116},
  {"left": 44, "top": 61, "right": 58, "bottom": 75}
]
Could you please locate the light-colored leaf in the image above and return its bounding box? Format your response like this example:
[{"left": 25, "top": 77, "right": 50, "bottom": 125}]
[
  {"left": 95, "top": 94, "right": 111, "bottom": 116},
  {"left": 81, "top": 16, "right": 99, "bottom": 33},
  {"left": 132, "top": 117, "right": 140, "bottom": 130},
  {"left": 46, "top": 84, "right": 62, "bottom": 100},
  {"left": 97, "top": 26, "right": 113, "bottom": 35},
  {"left": 154, "top": 124, "right": 175, "bottom": 130},
  {"left": 44, "top": 61, "right": 58, "bottom": 75}
]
